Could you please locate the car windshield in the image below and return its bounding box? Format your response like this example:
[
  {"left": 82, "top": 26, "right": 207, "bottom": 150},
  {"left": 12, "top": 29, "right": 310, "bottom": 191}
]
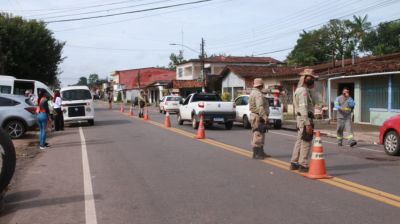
[
  {"left": 166, "top": 96, "right": 182, "bottom": 101},
  {"left": 192, "top": 94, "right": 221, "bottom": 102},
  {"left": 267, "top": 98, "right": 281, "bottom": 107},
  {"left": 62, "top": 89, "right": 92, "bottom": 101}
]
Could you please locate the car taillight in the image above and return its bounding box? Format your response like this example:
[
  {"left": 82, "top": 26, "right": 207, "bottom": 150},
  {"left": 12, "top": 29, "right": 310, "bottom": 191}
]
[
  {"left": 198, "top": 102, "right": 204, "bottom": 108},
  {"left": 25, "top": 107, "right": 36, "bottom": 115}
]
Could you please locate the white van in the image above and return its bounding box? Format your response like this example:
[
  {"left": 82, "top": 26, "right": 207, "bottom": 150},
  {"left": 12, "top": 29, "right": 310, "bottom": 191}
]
[
  {"left": 0, "top": 75, "right": 54, "bottom": 101},
  {"left": 61, "top": 86, "right": 95, "bottom": 126}
]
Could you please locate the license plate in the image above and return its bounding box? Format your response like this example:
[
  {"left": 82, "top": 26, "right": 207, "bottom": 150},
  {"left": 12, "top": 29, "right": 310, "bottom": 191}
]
[{"left": 213, "top": 118, "right": 224, "bottom": 122}]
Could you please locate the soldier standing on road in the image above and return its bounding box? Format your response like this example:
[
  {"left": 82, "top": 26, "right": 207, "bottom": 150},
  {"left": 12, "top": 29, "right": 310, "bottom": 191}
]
[
  {"left": 290, "top": 69, "right": 317, "bottom": 172},
  {"left": 249, "top": 78, "right": 270, "bottom": 160},
  {"left": 138, "top": 90, "right": 148, "bottom": 118},
  {"left": 335, "top": 87, "right": 357, "bottom": 147}
]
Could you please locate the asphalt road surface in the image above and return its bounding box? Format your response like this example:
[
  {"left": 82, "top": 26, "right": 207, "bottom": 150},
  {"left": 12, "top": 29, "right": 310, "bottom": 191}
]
[{"left": 1, "top": 102, "right": 399, "bottom": 224}]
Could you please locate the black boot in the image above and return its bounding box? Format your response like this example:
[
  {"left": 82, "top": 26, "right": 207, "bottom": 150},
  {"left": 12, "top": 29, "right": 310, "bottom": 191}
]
[
  {"left": 259, "top": 148, "right": 271, "bottom": 158},
  {"left": 252, "top": 148, "right": 257, "bottom": 159},
  {"left": 254, "top": 148, "right": 265, "bottom": 160},
  {"left": 290, "top": 163, "right": 300, "bottom": 170},
  {"left": 349, "top": 140, "right": 357, "bottom": 147},
  {"left": 299, "top": 165, "right": 309, "bottom": 173}
]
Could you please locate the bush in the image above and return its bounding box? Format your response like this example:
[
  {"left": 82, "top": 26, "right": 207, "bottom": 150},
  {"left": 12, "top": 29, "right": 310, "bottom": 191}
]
[{"left": 221, "top": 92, "right": 231, "bottom": 102}]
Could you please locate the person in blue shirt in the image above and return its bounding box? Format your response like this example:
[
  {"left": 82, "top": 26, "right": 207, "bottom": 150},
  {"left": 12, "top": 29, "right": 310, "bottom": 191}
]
[{"left": 335, "top": 87, "right": 357, "bottom": 147}]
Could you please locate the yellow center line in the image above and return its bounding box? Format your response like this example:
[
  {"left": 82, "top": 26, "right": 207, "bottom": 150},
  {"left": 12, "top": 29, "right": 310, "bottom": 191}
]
[{"left": 118, "top": 110, "right": 400, "bottom": 208}]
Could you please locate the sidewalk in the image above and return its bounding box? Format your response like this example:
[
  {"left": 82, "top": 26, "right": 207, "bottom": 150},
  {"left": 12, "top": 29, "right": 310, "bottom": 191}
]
[{"left": 282, "top": 120, "right": 381, "bottom": 144}]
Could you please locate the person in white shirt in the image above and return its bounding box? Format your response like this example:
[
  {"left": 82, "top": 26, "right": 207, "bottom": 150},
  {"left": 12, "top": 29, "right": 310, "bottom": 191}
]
[{"left": 53, "top": 90, "right": 64, "bottom": 131}]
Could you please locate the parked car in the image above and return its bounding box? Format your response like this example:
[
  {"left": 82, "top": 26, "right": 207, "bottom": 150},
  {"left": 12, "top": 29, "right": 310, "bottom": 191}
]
[
  {"left": 0, "top": 127, "right": 16, "bottom": 197},
  {"left": 379, "top": 115, "right": 400, "bottom": 156},
  {"left": 159, "top": 96, "right": 182, "bottom": 114},
  {"left": 234, "top": 95, "right": 283, "bottom": 129},
  {"left": 0, "top": 94, "right": 37, "bottom": 138},
  {"left": 61, "top": 86, "right": 95, "bottom": 126},
  {"left": 0, "top": 75, "right": 53, "bottom": 100},
  {"left": 178, "top": 92, "right": 236, "bottom": 130}
]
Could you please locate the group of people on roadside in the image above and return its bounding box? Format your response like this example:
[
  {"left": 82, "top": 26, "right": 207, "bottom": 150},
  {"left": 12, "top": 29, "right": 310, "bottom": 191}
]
[
  {"left": 249, "top": 68, "right": 357, "bottom": 173},
  {"left": 36, "top": 89, "right": 64, "bottom": 150}
]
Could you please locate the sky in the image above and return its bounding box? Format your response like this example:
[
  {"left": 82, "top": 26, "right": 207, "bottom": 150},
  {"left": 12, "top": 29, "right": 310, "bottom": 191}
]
[{"left": 1, "top": 0, "right": 399, "bottom": 86}]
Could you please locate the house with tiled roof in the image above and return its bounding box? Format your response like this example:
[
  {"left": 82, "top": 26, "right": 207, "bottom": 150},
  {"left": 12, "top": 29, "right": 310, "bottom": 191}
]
[
  {"left": 112, "top": 67, "right": 175, "bottom": 104},
  {"left": 173, "top": 56, "right": 281, "bottom": 96},
  {"left": 219, "top": 53, "right": 400, "bottom": 125}
]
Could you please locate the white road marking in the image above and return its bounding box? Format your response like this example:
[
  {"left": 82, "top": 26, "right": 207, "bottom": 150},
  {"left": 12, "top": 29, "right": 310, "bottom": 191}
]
[
  {"left": 79, "top": 127, "right": 98, "bottom": 224},
  {"left": 269, "top": 131, "right": 384, "bottom": 153}
]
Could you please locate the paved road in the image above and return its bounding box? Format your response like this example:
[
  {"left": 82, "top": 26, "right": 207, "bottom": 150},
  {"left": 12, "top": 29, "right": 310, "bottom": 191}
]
[{"left": 1, "top": 102, "right": 399, "bottom": 224}]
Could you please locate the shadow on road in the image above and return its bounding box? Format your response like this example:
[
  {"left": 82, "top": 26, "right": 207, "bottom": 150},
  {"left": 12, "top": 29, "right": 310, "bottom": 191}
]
[{"left": 1, "top": 193, "right": 101, "bottom": 216}]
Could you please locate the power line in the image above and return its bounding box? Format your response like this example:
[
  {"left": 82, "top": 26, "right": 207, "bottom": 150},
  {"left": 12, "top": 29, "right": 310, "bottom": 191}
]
[
  {"left": 252, "top": 17, "right": 400, "bottom": 57},
  {"left": 209, "top": 0, "right": 398, "bottom": 49},
  {"left": 37, "top": 0, "right": 178, "bottom": 20},
  {"left": 53, "top": 0, "right": 231, "bottom": 32},
  {"left": 45, "top": 0, "right": 213, "bottom": 23},
  {"left": 211, "top": 0, "right": 400, "bottom": 52},
  {"left": 66, "top": 44, "right": 172, "bottom": 52}
]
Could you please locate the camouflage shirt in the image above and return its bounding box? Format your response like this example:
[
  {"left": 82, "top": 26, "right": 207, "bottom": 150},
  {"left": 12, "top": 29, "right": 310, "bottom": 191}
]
[{"left": 249, "top": 88, "right": 269, "bottom": 122}]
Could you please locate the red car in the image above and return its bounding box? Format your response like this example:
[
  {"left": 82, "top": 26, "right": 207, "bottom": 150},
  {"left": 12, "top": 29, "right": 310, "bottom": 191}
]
[{"left": 380, "top": 114, "right": 400, "bottom": 156}]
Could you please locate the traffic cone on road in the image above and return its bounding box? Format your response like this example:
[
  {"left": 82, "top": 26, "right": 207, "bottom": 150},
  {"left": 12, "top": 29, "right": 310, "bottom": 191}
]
[
  {"left": 128, "top": 106, "right": 134, "bottom": 116},
  {"left": 144, "top": 108, "right": 150, "bottom": 121},
  {"left": 306, "top": 131, "right": 332, "bottom": 179},
  {"left": 164, "top": 112, "right": 171, "bottom": 128},
  {"left": 196, "top": 114, "right": 206, "bottom": 139},
  {"left": 120, "top": 104, "right": 125, "bottom": 113}
]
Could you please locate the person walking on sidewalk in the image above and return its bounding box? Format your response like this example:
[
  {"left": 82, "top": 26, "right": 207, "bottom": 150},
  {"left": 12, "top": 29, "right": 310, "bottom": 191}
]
[
  {"left": 290, "top": 69, "right": 317, "bottom": 172},
  {"left": 249, "top": 78, "right": 270, "bottom": 160},
  {"left": 37, "top": 90, "right": 50, "bottom": 150},
  {"left": 335, "top": 87, "right": 357, "bottom": 147},
  {"left": 53, "top": 90, "right": 64, "bottom": 131},
  {"left": 138, "top": 90, "right": 148, "bottom": 118}
]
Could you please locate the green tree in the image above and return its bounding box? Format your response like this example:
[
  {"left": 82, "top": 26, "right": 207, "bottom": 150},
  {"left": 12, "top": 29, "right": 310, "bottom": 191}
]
[
  {"left": 363, "top": 20, "right": 400, "bottom": 55},
  {"left": 77, "top": 76, "right": 88, "bottom": 86},
  {"left": 168, "top": 50, "right": 184, "bottom": 70},
  {"left": 350, "top": 15, "right": 371, "bottom": 54},
  {"left": 0, "top": 13, "right": 65, "bottom": 85},
  {"left": 88, "top": 73, "right": 99, "bottom": 87}
]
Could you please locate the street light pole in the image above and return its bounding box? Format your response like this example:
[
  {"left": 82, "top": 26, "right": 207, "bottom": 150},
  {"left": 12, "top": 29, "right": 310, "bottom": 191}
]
[{"left": 200, "top": 38, "right": 205, "bottom": 92}]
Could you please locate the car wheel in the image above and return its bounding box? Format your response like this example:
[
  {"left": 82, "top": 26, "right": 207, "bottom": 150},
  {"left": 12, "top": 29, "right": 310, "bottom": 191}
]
[
  {"left": 243, "top": 116, "right": 251, "bottom": 129},
  {"left": 0, "top": 128, "right": 16, "bottom": 194},
  {"left": 88, "top": 119, "right": 94, "bottom": 126},
  {"left": 225, "top": 121, "right": 233, "bottom": 130},
  {"left": 5, "top": 120, "right": 26, "bottom": 139},
  {"left": 192, "top": 116, "right": 199, "bottom": 129},
  {"left": 177, "top": 114, "right": 184, "bottom": 125},
  {"left": 384, "top": 130, "right": 400, "bottom": 156}
]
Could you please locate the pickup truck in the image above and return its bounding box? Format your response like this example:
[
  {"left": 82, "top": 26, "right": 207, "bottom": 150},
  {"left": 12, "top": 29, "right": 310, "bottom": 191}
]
[{"left": 178, "top": 93, "right": 236, "bottom": 130}]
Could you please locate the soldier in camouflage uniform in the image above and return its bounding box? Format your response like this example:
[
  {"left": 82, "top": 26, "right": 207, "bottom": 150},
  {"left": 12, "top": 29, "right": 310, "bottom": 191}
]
[
  {"left": 290, "top": 69, "right": 317, "bottom": 172},
  {"left": 249, "top": 78, "right": 270, "bottom": 160}
]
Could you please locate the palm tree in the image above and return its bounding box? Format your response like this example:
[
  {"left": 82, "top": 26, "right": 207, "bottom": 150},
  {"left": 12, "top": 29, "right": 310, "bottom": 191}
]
[{"left": 351, "top": 15, "right": 372, "bottom": 56}]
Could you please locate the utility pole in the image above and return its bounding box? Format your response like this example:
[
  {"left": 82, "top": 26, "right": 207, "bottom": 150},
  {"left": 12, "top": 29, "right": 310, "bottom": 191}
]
[{"left": 200, "top": 38, "right": 205, "bottom": 92}]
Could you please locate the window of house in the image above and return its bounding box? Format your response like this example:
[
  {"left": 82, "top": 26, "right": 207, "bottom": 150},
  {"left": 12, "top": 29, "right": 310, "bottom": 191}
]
[
  {"left": 392, "top": 75, "right": 400, "bottom": 109},
  {"left": 233, "top": 87, "right": 243, "bottom": 100},
  {"left": 178, "top": 68, "right": 183, "bottom": 78}
]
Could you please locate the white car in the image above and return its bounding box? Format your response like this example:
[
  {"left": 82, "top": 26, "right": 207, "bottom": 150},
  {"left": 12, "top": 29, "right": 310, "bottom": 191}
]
[
  {"left": 61, "top": 86, "right": 95, "bottom": 125},
  {"left": 178, "top": 92, "right": 236, "bottom": 130},
  {"left": 234, "top": 95, "right": 283, "bottom": 129},
  {"left": 0, "top": 75, "right": 53, "bottom": 100},
  {"left": 159, "top": 95, "right": 182, "bottom": 114}
]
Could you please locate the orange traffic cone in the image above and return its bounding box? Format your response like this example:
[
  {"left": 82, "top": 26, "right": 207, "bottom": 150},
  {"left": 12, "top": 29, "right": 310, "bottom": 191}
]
[
  {"left": 196, "top": 114, "right": 206, "bottom": 139},
  {"left": 128, "top": 106, "right": 134, "bottom": 116},
  {"left": 164, "top": 112, "right": 171, "bottom": 128},
  {"left": 143, "top": 108, "right": 150, "bottom": 121},
  {"left": 306, "top": 131, "right": 332, "bottom": 179},
  {"left": 120, "top": 104, "right": 125, "bottom": 113}
]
